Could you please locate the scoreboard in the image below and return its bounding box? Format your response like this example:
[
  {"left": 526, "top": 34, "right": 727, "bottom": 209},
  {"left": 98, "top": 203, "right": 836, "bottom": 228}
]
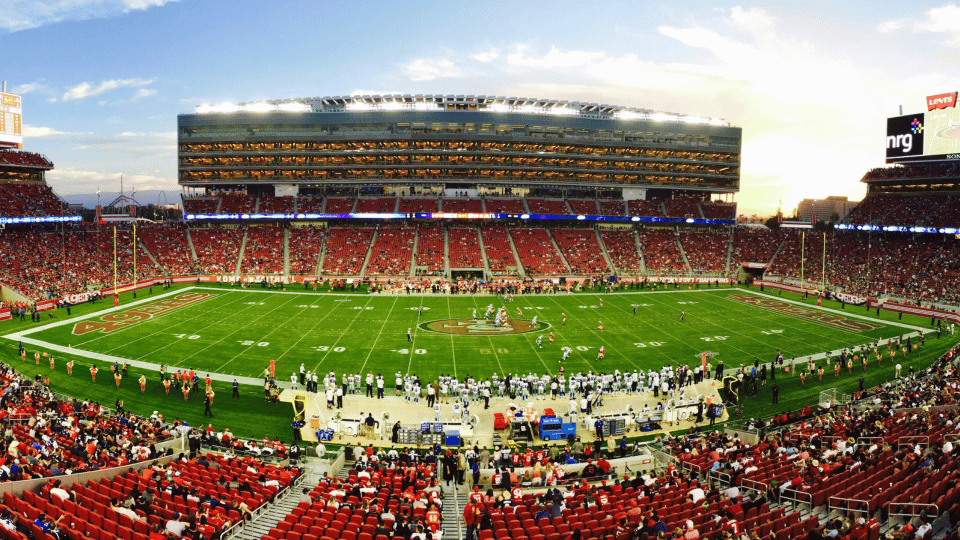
[
  {"left": 0, "top": 92, "right": 22, "bottom": 149},
  {"left": 886, "top": 91, "right": 960, "bottom": 163}
]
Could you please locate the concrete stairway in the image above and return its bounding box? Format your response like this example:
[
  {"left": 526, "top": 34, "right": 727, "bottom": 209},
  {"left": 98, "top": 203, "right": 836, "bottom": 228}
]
[
  {"left": 235, "top": 484, "right": 303, "bottom": 540},
  {"left": 547, "top": 229, "right": 573, "bottom": 273},
  {"left": 505, "top": 229, "right": 526, "bottom": 279},
  {"left": 283, "top": 228, "right": 291, "bottom": 277},
  {"left": 358, "top": 228, "right": 379, "bottom": 276},
  {"left": 409, "top": 228, "right": 420, "bottom": 278},
  {"left": 594, "top": 228, "right": 616, "bottom": 274},
  {"left": 137, "top": 239, "right": 165, "bottom": 275},
  {"left": 443, "top": 227, "right": 450, "bottom": 278},
  {"left": 185, "top": 229, "right": 199, "bottom": 266},
  {"left": 235, "top": 230, "right": 249, "bottom": 277},
  {"left": 476, "top": 227, "right": 493, "bottom": 278},
  {"left": 632, "top": 229, "right": 647, "bottom": 273},
  {"left": 441, "top": 484, "right": 468, "bottom": 540},
  {"left": 675, "top": 231, "right": 692, "bottom": 272}
]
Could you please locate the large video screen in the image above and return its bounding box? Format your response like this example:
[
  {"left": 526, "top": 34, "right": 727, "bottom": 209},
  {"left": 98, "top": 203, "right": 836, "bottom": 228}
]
[{"left": 886, "top": 109, "right": 960, "bottom": 163}]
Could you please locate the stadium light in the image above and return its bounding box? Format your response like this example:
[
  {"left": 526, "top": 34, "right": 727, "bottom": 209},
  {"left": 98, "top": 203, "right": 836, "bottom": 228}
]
[
  {"left": 278, "top": 102, "right": 311, "bottom": 112},
  {"left": 651, "top": 112, "right": 675, "bottom": 122},
  {"left": 244, "top": 102, "right": 274, "bottom": 113}
]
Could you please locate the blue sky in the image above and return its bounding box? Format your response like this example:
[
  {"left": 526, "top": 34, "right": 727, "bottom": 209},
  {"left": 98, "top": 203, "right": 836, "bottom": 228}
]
[{"left": 3, "top": 0, "right": 959, "bottom": 215}]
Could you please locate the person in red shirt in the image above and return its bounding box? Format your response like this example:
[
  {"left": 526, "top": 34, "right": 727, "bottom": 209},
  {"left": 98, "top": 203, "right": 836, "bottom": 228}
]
[
  {"left": 425, "top": 503, "right": 441, "bottom": 533},
  {"left": 90, "top": 365, "right": 98, "bottom": 383}
]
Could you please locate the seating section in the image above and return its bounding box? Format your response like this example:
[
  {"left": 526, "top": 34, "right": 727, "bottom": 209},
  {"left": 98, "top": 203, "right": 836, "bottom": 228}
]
[
  {"left": 183, "top": 197, "right": 219, "bottom": 215},
  {"left": 323, "top": 228, "right": 375, "bottom": 275},
  {"left": 325, "top": 198, "right": 356, "bottom": 213},
  {"left": 0, "top": 149, "right": 53, "bottom": 168},
  {"left": 288, "top": 227, "right": 325, "bottom": 275},
  {"left": 627, "top": 199, "right": 664, "bottom": 217},
  {"left": 442, "top": 198, "right": 484, "bottom": 213},
  {"left": 448, "top": 227, "right": 483, "bottom": 268},
  {"left": 599, "top": 200, "right": 626, "bottom": 216},
  {"left": 636, "top": 229, "right": 686, "bottom": 272},
  {"left": 510, "top": 228, "right": 567, "bottom": 275},
  {"left": 701, "top": 202, "right": 735, "bottom": 220},
  {"left": 258, "top": 195, "right": 296, "bottom": 214},
  {"left": 242, "top": 227, "right": 285, "bottom": 274},
  {"left": 414, "top": 223, "right": 445, "bottom": 273},
  {"left": 354, "top": 198, "right": 397, "bottom": 213},
  {"left": 480, "top": 225, "right": 517, "bottom": 275},
  {"left": 0, "top": 184, "right": 72, "bottom": 217},
  {"left": 767, "top": 230, "right": 824, "bottom": 283},
  {"left": 663, "top": 196, "right": 702, "bottom": 219},
  {"left": 730, "top": 228, "right": 781, "bottom": 268},
  {"left": 398, "top": 198, "right": 439, "bottom": 213},
  {"left": 567, "top": 199, "right": 598, "bottom": 215},
  {"left": 297, "top": 196, "right": 326, "bottom": 213},
  {"left": 485, "top": 198, "right": 526, "bottom": 214},
  {"left": 219, "top": 194, "right": 257, "bottom": 214},
  {"left": 191, "top": 228, "right": 243, "bottom": 274},
  {"left": 526, "top": 199, "right": 569, "bottom": 214},
  {"left": 679, "top": 231, "right": 728, "bottom": 273},
  {"left": 139, "top": 222, "right": 195, "bottom": 276},
  {"left": 10, "top": 454, "right": 297, "bottom": 540},
  {"left": 552, "top": 229, "right": 609, "bottom": 274},
  {"left": 365, "top": 227, "right": 415, "bottom": 276},
  {"left": 599, "top": 230, "right": 644, "bottom": 273},
  {"left": 264, "top": 461, "right": 438, "bottom": 540}
]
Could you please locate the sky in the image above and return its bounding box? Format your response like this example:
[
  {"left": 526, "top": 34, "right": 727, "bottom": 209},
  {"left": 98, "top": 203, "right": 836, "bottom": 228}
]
[{"left": 2, "top": 0, "right": 960, "bottom": 216}]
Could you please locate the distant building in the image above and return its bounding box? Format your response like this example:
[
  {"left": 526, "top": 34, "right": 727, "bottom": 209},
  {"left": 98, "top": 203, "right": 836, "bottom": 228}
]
[{"left": 797, "top": 196, "right": 858, "bottom": 223}]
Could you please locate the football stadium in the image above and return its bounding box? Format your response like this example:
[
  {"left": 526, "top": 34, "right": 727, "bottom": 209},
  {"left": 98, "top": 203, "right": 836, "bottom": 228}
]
[{"left": 2, "top": 83, "right": 960, "bottom": 540}]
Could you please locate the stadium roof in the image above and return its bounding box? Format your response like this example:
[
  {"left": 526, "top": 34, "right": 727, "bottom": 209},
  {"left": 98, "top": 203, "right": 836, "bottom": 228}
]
[{"left": 192, "top": 94, "right": 732, "bottom": 127}]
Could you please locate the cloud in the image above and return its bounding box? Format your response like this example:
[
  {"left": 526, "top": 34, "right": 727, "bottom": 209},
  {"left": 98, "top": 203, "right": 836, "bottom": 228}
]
[
  {"left": 401, "top": 58, "right": 466, "bottom": 82},
  {"left": 62, "top": 78, "right": 154, "bottom": 101},
  {"left": 471, "top": 48, "right": 499, "bottom": 62},
  {"left": 878, "top": 4, "right": 960, "bottom": 45},
  {"left": 22, "top": 124, "right": 93, "bottom": 138},
  {"left": 133, "top": 88, "right": 157, "bottom": 100},
  {"left": 0, "top": 0, "right": 180, "bottom": 33},
  {"left": 9, "top": 82, "right": 50, "bottom": 95}
]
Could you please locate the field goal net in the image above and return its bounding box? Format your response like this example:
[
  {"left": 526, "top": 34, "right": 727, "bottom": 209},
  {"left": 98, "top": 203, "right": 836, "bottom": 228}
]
[{"left": 818, "top": 388, "right": 847, "bottom": 411}]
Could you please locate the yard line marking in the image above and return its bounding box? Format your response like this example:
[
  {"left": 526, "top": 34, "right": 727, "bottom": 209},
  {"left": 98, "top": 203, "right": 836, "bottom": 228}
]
[
  {"left": 102, "top": 293, "right": 255, "bottom": 356},
  {"left": 218, "top": 295, "right": 348, "bottom": 373},
  {"left": 358, "top": 295, "right": 401, "bottom": 375},
  {"left": 544, "top": 296, "right": 647, "bottom": 371},
  {"left": 313, "top": 296, "right": 376, "bottom": 373},
  {"left": 180, "top": 294, "right": 302, "bottom": 371}
]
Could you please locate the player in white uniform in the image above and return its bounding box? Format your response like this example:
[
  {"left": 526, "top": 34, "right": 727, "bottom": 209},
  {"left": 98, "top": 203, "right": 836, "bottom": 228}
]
[{"left": 536, "top": 335, "right": 543, "bottom": 348}]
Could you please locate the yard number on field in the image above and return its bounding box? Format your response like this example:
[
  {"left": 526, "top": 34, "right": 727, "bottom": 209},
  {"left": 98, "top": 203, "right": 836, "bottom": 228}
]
[
  {"left": 393, "top": 349, "right": 427, "bottom": 355},
  {"left": 173, "top": 334, "right": 201, "bottom": 340},
  {"left": 633, "top": 342, "right": 665, "bottom": 348},
  {"left": 313, "top": 346, "right": 346, "bottom": 352},
  {"left": 479, "top": 349, "right": 509, "bottom": 354},
  {"left": 244, "top": 302, "right": 265, "bottom": 306},
  {"left": 761, "top": 329, "right": 785, "bottom": 335},
  {"left": 700, "top": 336, "right": 729, "bottom": 341},
  {"left": 238, "top": 340, "right": 270, "bottom": 346}
]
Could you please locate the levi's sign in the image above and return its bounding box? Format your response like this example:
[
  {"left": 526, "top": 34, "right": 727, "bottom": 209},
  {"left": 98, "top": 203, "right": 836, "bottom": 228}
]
[{"left": 927, "top": 92, "right": 958, "bottom": 111}]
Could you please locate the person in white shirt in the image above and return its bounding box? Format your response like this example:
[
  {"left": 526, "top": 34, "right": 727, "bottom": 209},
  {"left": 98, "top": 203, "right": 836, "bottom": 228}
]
[{"left": 688, "top": 486, "right": 706, "bottom": 504}]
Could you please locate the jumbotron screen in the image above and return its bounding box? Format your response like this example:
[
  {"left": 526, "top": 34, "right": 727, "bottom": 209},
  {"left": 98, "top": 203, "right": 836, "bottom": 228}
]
[
  {"left": 886, "top": 92, "right": 960, "bottom": 163},
  {"left": 0, "top": 92, "right": 23, "bottom": 148}
]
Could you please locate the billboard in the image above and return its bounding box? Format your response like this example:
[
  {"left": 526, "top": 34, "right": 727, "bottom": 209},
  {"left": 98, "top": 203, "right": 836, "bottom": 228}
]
[
  {"left": 0, "top": 92, "right": 22, "bottom": 149},
  {"left": 886, "top": 92, "right": 960, "bottom": 163}
]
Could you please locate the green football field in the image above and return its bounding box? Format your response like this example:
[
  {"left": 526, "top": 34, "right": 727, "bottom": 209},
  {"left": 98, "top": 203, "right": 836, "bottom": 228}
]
[{"left": 2, "top": 283, "right": 955, "bottom": 441}]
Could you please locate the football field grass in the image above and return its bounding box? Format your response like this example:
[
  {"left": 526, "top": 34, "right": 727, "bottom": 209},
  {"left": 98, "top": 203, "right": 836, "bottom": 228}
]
[{"left": 2, "top": 283, "right": 955, "bottom": 441}]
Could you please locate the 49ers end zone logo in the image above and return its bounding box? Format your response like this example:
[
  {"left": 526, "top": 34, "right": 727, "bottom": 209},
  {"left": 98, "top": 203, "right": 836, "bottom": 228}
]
[
  {"left": 419, "top": 318, "right": 548, "bottom": 336},
  {"left": 72, "top": 292, "right": 215, "bottom": 335}
]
